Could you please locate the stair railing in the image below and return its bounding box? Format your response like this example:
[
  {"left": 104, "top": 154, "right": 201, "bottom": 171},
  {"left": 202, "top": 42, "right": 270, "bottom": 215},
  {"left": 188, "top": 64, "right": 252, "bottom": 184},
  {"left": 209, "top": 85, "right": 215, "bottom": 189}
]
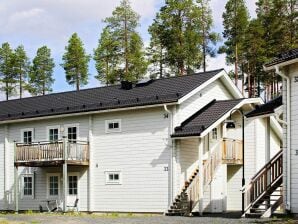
[
  {"left": 243, "top": 150, "right": 283, "bottom": 212},
  {"left": 187, "top": 171, "right": 200, "bottom": 212},
  {"left": 203, "top": 143, "right": 222, "bottom": 186}
]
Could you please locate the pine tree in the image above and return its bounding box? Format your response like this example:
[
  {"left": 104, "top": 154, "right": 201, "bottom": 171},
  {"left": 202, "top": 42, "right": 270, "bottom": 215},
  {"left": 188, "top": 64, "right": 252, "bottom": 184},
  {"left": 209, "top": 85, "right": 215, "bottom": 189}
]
[
  {"left": 103, "top": 0, "right": 147, "bottom": 82},
  {"left": 61, "top": 33, "right": 90, "bottom": 90},
  {"left": 13, "top": 45, "right": 30, "bottom": 98},
  {"left": 220, "top": 0, "right": 249, "bottom": 87},
  {"left": 154, "top": 0, "right": 203, "bottom": 76},
  {"left": 147, "top": 13, "right": 168, "bottom": 79},
  {"left": 0, "top": 42, "right": 17, "bottom": 100},
  {"left": 94, "top": 27, "right": 120, "bottom": 85},
  {"left": 197, "top": 0, "right": 220, "bottom": 72},
  {"left": 28, "top": 46, "right": 55, "bottom": 96}
]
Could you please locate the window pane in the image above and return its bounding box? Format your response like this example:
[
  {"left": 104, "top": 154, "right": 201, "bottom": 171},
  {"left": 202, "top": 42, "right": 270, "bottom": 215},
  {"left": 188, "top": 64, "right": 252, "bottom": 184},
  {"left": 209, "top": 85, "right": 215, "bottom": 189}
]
[
  {"left": 114, "top": 123, "right": 119, "bottom": 129},
  {"left": 109, "top": 174, "right": 114, "bottom": 180},
  {"left": 114, "top": 174, "right": 119, "bottom": 180},
  {"left": 108, "top": 123, "right": 113, "bottom": 129}
]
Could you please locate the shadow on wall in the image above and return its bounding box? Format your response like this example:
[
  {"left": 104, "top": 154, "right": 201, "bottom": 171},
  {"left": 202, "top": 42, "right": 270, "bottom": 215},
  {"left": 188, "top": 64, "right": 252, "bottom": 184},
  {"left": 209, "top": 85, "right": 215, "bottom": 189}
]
[{"left": 0, "top": 167, "right": 31, "bottom": 211}]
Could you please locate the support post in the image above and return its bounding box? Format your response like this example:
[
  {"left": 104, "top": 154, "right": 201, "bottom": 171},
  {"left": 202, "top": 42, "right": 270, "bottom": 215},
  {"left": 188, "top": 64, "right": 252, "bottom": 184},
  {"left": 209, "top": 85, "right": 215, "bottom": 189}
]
[
  {"left": 14, "top": 166, "right": 18, "bottom": 213},
  {"left": 241, "top": 114, "right": 245, "bottom": 215},
  {"left": 88, "top": 115, "right": 93, "bottom": 212},
  {"left": 265, "top": 117, "right": 271, "bottom": 162},
  {"left": 63, "top": 137, "right": 68, "bottom": 212},
  {"left": 198, "top": 138, "right": 204, "bottom": 216}
]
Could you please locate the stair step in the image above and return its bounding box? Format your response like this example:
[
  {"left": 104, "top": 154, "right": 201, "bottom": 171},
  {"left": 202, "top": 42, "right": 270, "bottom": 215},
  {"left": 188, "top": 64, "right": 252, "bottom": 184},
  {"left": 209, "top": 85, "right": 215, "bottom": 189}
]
[{"left": 245, "top": 212, "right": 263, "bottom": 218}]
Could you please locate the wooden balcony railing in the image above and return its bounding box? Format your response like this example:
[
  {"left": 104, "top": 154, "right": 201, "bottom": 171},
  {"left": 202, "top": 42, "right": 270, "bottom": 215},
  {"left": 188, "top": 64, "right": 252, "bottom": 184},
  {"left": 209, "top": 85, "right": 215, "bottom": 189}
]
[
  {"left": 15, "top": 140, "right": 89, "bottom": 166},
  {"left": 187, "top": 171, "right": 200, "bottom": 212},
  {"left": 222, "top": 138, "right": 243, "bottom": 165}
]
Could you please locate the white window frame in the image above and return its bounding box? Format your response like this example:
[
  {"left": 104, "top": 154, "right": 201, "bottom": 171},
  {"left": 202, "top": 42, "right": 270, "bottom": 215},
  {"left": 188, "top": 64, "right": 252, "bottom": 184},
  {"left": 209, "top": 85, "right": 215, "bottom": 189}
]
[
  {"left": 64, "top": 123, "right": 80, "bottom": 141},
  {"left": 46, "top": 125, "right": 61, "bottom": 142},
  {"left": 68, "top": 172, "right": 79, "bottom": 196},
  {"left": 105, "top": 171, "right": 122, "bottom": 185},
  {"left": 21, "top": 128, "right": 34, "bottom": 144},
  {"left": 21, "top": 174, "right": 34, "bottom": 199},
  {"left": 46, "top": 173, "right": 60, "bottom": 198},
  {"left": 105, "top": 119, "right": 121, "bottom": 133}
]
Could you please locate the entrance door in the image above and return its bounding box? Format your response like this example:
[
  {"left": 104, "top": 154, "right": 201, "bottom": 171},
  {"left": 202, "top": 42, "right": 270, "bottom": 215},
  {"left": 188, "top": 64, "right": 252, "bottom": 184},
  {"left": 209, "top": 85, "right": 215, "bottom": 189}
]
[{"left": 67, "top": 174, "right": 79, "bottom": 209}]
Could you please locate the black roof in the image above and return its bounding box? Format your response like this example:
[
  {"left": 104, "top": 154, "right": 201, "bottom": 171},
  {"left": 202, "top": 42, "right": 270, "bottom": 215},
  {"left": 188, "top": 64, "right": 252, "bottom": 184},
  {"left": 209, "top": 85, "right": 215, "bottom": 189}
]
[
  {"left": 245, "top": 96, "right": 282, "bottom": 118},
  {"left": 172, "top": 99, "right": 243, "bottom": 138},
  {"left": 264, "top": 48, "right": 298, "bottom": 67},
  {"left": 0, "top": 69, "right": 223, "bottom": 122}
]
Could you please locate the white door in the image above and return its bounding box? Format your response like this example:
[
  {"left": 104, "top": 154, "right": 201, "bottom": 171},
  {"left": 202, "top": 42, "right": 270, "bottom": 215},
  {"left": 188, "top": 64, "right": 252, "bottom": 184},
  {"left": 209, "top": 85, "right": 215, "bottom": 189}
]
[
  {"left": 67, "top": 174, "right": 79, "bottom": 209},
  {"left": 211, "top": 171, "right": 223, "bottom": 213}
]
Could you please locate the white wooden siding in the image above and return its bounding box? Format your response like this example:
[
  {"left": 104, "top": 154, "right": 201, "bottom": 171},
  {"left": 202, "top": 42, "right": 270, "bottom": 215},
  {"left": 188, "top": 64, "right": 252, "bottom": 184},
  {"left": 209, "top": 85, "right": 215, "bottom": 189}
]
[
  {"left": 178, "top": 138, "right": 199, "bottom": 190},
  {"left": 91, "top": 107, "right": 170, "bottom": 212},
  {"left": 227, "top": 165, "right": 242, "bottom": 210},
  {"left": 289, "top": 64, "right": 298, "bottom": 213},
  {"left": 0, "top": 127, "right": 4, "bottom": 209},
  {"left": 176, "top": 78, "right": 233, "bottom": 127},
  {"left": 3, "top": 116, "right": 90, "bottom": 211}
]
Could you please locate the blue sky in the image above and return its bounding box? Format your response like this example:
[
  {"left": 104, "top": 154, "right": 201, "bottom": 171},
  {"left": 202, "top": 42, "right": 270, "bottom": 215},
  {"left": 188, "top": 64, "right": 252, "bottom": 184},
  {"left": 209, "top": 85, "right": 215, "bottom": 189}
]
[{"left": 0, "top": 0, "right": 257, "bottom": 97}]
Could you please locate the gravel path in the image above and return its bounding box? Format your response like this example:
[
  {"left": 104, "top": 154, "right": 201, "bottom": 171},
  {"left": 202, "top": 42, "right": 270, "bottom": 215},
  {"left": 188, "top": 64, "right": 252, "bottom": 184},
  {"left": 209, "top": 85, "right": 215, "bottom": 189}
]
[{"left": 0, "top": 214, "right": 296, "bottom": 224}]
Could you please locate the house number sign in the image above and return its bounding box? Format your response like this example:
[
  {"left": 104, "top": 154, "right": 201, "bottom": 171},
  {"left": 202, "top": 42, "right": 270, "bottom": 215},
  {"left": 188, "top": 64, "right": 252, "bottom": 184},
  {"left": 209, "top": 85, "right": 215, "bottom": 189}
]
[{"left": 294, "top": 76, "right": 298, "bottom": 83}]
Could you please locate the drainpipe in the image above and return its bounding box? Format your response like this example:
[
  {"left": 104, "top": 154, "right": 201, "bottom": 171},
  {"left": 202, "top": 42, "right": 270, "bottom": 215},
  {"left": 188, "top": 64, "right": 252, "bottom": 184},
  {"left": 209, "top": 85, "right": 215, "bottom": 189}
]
[
  {"left": 164, "top": 104, "right": 174, "bottom": 206},
  {"left": 275, "top": 66, "right": 291, "bottom": 211}
]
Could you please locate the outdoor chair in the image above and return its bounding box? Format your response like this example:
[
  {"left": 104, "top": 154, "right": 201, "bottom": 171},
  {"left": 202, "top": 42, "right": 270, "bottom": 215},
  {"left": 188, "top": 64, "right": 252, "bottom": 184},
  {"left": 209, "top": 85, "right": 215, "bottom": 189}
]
[{"left": 66, "top": 198, "right": 79, "bottom": 212}]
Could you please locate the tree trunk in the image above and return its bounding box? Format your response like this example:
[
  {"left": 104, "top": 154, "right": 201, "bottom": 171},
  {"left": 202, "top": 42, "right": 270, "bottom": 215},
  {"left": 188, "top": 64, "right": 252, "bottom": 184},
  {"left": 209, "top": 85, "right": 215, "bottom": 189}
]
[
  {"left": 124, "top": 13, "right": 129, "bottom": 80},
  {"left": 76, "top": 74, "right": 80, "bottom": 91},
  {"left": 159, "top": 46, "right": 163, "bottom": 78},
  {"left": 43, "top": 81, "right": 45, "bottom": 95},
  {"left": 6, "top": 81, "right": 8, "bottom": 101},
  {"left": 19, "top": 73, "right": 22, "bottom": 99},
  {"left": 235, "top": 43, "right": 239, "bottom": 88}
]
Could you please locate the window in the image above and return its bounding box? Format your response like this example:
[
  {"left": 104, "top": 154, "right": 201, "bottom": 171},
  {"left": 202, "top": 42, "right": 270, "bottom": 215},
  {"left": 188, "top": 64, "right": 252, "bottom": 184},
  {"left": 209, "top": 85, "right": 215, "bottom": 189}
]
[
  {"left": 105, "top": 119, "right": 121, "bottom": 133},
  {"left": 21, "top": 129, "right": 34, "bottom": 144},
  {"left": 212, "top": 128, "right": 218, "bottom": 140},
  {"left": 105, "top": 171, "right": 121, "bottom": 185},
  {"left": 67, "top": 127, "right": 77, "bottom": 142},
  {"left": 49, "top": 128, "right": 59, "bottom": 142},
  {"left": 68, "top": 176, "right": 78, "bottom": 195},
  {"left": 47, "top": 174, "right": 60, "bottom": 197},
  {"left": 22, "top": 174, "right": 34, "bottom": 198}
]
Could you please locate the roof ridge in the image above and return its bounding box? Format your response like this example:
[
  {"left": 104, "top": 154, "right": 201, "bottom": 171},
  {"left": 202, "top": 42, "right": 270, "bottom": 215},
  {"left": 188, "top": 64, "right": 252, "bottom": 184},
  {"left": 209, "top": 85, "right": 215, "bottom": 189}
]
[{"left": 0, "top": 69, "right": 224, "bottom": 104}]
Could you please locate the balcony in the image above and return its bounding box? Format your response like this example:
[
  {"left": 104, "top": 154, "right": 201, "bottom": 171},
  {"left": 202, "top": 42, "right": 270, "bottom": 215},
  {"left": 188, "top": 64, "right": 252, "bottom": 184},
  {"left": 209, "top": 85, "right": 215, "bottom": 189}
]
[
  {"left": 14, "top": 140, "right": 89, "bottom": 167},
  {"left": 221, "top": 138, "right": 243, "bottom": 165}
]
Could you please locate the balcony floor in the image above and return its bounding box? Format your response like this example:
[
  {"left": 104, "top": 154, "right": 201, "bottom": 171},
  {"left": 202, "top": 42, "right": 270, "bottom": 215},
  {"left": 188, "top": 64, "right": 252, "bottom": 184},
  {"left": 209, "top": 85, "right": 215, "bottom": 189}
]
[{"left": 14, "top": 160, "right": 89, "bottom": 167}]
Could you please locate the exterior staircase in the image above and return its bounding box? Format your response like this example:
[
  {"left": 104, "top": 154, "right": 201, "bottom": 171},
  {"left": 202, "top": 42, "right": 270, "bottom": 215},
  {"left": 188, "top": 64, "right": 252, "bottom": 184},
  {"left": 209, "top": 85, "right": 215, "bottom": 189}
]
[
  {"left": 243, "top": 150, "right": 283, "bottom": 218},
  {"left": 166, "top": 167, "right": 199, "bottom": 216}
]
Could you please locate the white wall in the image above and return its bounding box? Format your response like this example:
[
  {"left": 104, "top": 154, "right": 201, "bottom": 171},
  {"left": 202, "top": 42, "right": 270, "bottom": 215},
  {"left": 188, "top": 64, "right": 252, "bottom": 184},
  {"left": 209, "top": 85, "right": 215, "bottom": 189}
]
[
  {"left": 0, "top": 127, "right": 4, "bottom": 209},
  {"left": 2, "top": 115, "right": 90, "bottom": 211},
  {"left": 177, "top": 138, "right": 199, "bottom": 190},
  {"left": 227, "top": 165, "right": 242, "bottom": 210},
  {"left": 91, "top": 107, "right": 170, "bottom": 213},
  {"left": 176, "top": 78, "right": 233, "bottom": 127},
  {"left": 288, "top": 64, "right": 298, "bottom": 213}
]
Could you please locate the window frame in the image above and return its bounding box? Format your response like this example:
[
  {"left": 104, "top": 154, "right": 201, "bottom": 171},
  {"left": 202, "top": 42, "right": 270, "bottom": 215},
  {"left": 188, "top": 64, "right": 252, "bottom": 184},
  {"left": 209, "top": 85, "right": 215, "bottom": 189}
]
[
  {"left": 211, "top": 128, "right": 218, "bottom": 140},
  {"left": 21, "top": 128, "right": 34, "bottom": 144},
  {"left": 21, "top": 174, "right": 34, "bottom": 199},
  {"left": 105, "top": 171, "right": 122, "bottom": 185},
  {"left": 46, "top": 173, "right": 60, "bottom": 198},
  {"left": 64, "top": 124, "right": 80, "bottom": 142},
  {"left": 46, "top": 125, "right": 60, "bottom": 142},
  {"left": 105, "top": 119, "right": 121, "bottom": 133},
  {"left": 68, "top": 172, "right": 79, "bottom": 196}
]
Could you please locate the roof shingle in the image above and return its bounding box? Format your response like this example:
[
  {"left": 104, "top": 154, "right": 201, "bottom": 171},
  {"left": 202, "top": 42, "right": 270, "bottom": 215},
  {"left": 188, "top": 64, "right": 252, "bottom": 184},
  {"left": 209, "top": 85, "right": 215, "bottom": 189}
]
[
  {"left": 264, "top": 48, "right": 298, "bottom": 67},
  {"left": 245, "top": 96, "right": 282, "bottom": 118},
  {"left": 172, "top": 99, "right": 243, "bottom": 138},
  {"left": 0, "top": 69, "right": 223, "bottom": 122}
]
